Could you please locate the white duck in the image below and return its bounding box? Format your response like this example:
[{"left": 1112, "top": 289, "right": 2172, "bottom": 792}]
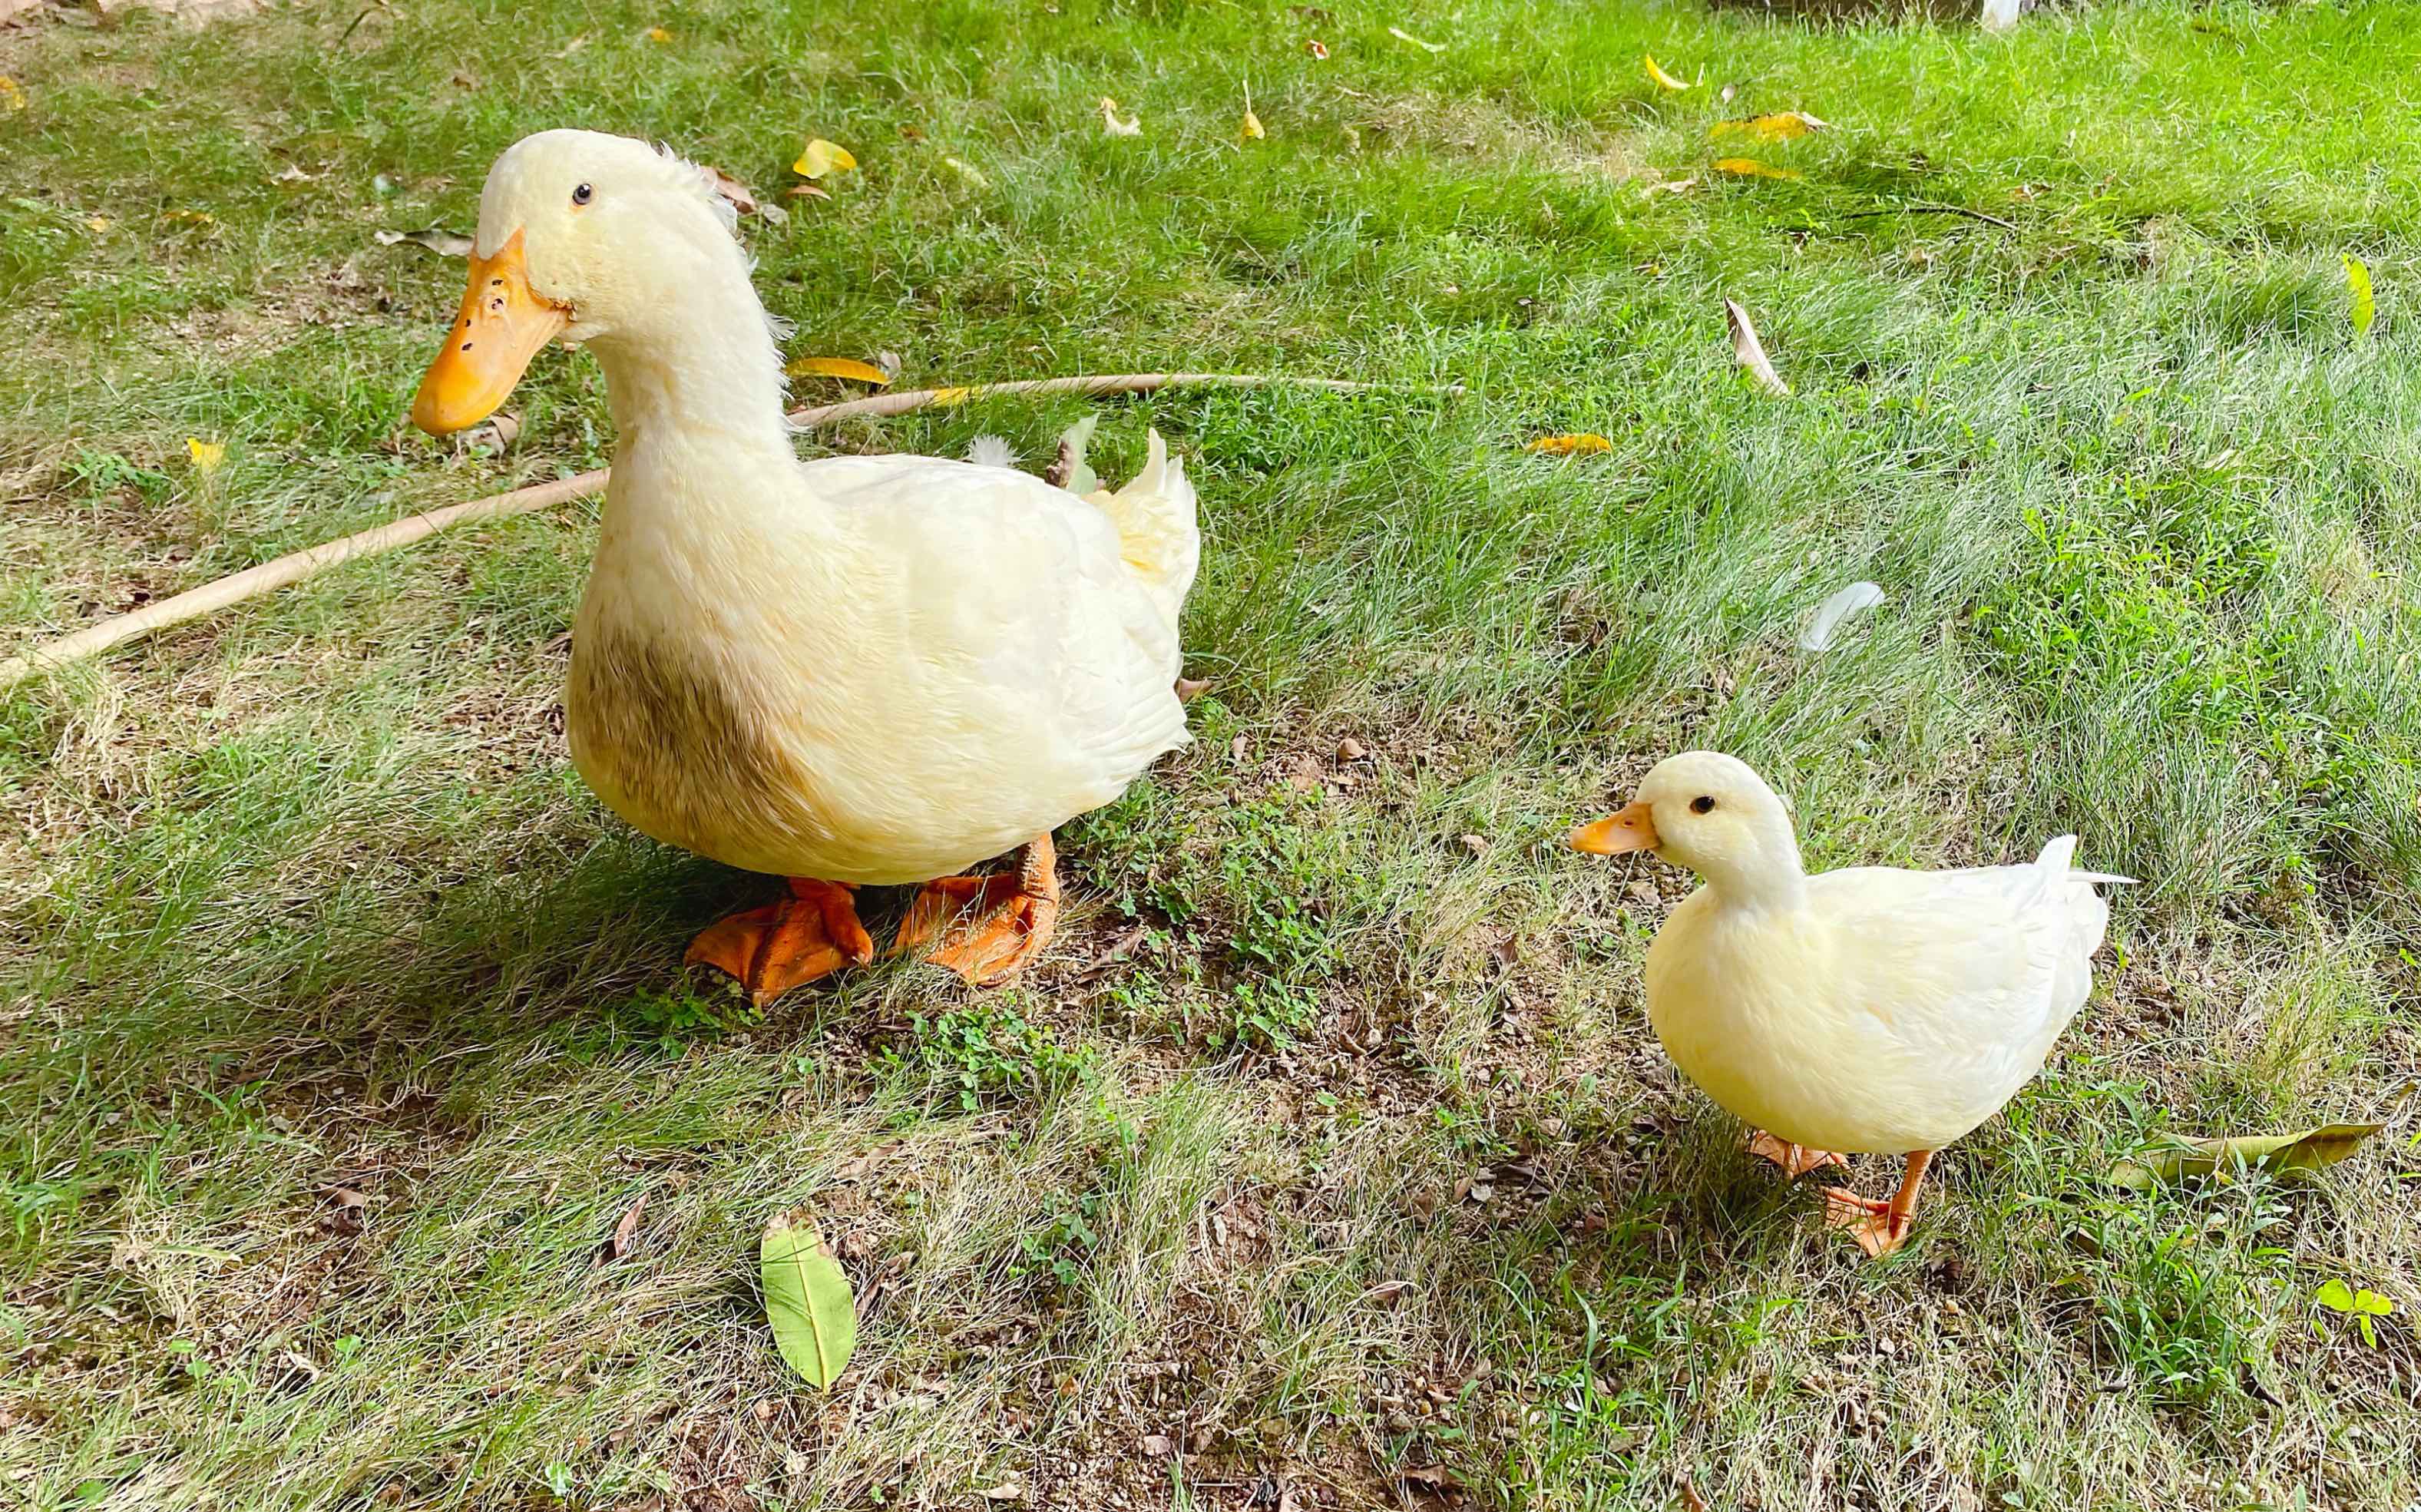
[
  {"left": 1570, "top": 753, "right": 2128, "bottom": 1256},
  {"left": 408, "top": 130, "right": 1199, "bottom": 1001}
]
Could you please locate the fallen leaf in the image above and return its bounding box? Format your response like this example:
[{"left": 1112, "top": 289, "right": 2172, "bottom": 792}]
[
  {"left": 160, "top": 209, "right": 217, "bottom": 227},
  {"left": 84, "top": 216, "right": 111, "bottom": 233},
  {"left": 1399, "top": 1464, "right": 1460, "bottom": 1494},
  {"left": 1643, "top": 177, "right": 1698, "bottom": 195},
  {"left": 1365, "top": 1279, "right": 1413, "bottom": 1305},
  {"left": 699, "top": 165, "right": 786, "bottom": 223},
  {"left": 1304, "top": 37, "right": 1328, "bottom": 58},
  {"left": 1459, "top": 833, "right": 1489, "bottom": 855},
  {"left": 184, "top": 438, "right": 225, "bottom": 474},
  {"left": 1712, "top": 157, "right": 1803, "bottom": 181},
  {"left": 1389, "top": 24, "right": 1445, "bottom": 51},
  {"left": 1099, "top": 97, "right": 1141, "bottom": 137},
  {"left": 1799, "top": 581, "right": 1885, "bottom": 652},
  {"left": 599, "top": 1190, "right": 648, "bottom": 1263},
  {"left": 460, "top": 412, "right": 520, "bottom": 453},
  {"left": 786, "top": 182, "right": 832, "bottom": 201},
  {"left": 1241, "top": 108, "right": 1265, "bottom": 141},
  {"left": 644, "top": 24, "right": 670, "bottom": 41},
  {"left": 374, "top": 227, "right": 474, "bottom": 256},
  {"left": 1678, "top": 1474, "right": 1712, "bottom": 1512},
  {"left": 2109, "top": 1123, "right": 2383, "bottom": 1190},
  {"left": 792, "top": 138, "right": 858, "bottom": 179},
  {"left": 1175, "top": 676, "right": 1211, "bottom": 702},
  {"left": 1141, "top": 1433, "right": 1175, "bottom": 1457},
  {"left": 1711, "top": 111, "right": 1829, "bottom": 142},
  {"left": 761, "top": 1212, "right": 857, "bottom": 1390},
  {"left": 941, "top": 156, "right": 991, "bottom": 190},
  {"left": 977, "top": 1485, "right": 1023, "bottom": 1504},
  {"left": 270, "top": 164, "right": 315, "bottom": 184},
  {"left": 1724, "top": 298, "right": 1790, "bottom": 396},
  {"left": 2345, "top": 253, "right": 2376, "bottom": 337},
  {"left": 1644, "top": 54, "right": 1692, "bottom": 91},
  {"left": 784, "top": 356, "right": 893, "bottom": 386},
  {"left": 0, "top": 76, "right": 24, "bottom": 114},
  {"left": 1337, "top": 736, "right": 1368, "bottom": 761},
  {"left": 1523, "top": 433, "right": 1612, "bottom": 456}
]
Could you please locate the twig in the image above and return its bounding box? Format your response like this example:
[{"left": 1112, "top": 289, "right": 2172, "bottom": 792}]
[
  {"left": 0, "top": 372, "right": 1450, "bottom": 691},
  {"left": 1837, "top": 202, "right": 2019, "bottom": 233}
]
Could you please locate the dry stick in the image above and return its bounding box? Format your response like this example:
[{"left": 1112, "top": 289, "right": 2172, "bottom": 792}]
[{"left": 1, "top": 372, "right": 1442, "bottom": 692}]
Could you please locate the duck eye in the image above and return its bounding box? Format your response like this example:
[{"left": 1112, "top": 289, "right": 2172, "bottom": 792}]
[
  {"left": 1691, "top": 796, "right": 1716, "bottom": 815},
  {"left": 571, "top": 183, "right": 594, "bottom": 206}
]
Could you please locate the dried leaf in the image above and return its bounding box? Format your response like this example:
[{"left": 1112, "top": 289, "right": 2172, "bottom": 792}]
[
  {"left": 184, "top": 438, "right": 225, "bottom": 474},
  {"left": 977, "top": 1484, "right": 1024, "bottom": 1503},
  {"left": 1174, "top": 676, "right": 1211, "bottom": 702},
  {"left": 2110, "top": 1123, "right": 2383, "bottom": 1190},
  {"left": 792, "top": 138, "right": 858, "bottom": 179},
  {"left": 1337, "top": 736, "right": 1368, "bottom": 761},
  {"left": 784, "top": 356, "right": 893, "bottom": 386},
  {"left": 1241, "top": 108, "right": 1265, "bottom": 141},
  {"left": 1725, "top": 298, "right": 1790, "bottom": 396},
  {"left": 460, "top": 412, "right": 519, "bottom": 453},
  {"left": 0, "top": 76, "right": 25, "bottom": 114},
  {"left": 1099, "top": 98, "right": 1141, "bottom": 137},
  {"left": 1799, "top": 581, "right": 1885, "bottom": 652},
  {"left": 600, "top": 1191, "right": 648, "bottom": 1263},
  {"left": 1365, "top": 1279, "right": 1413, "bottom": 1305},
  {"left": 374, "top": 227, "right": 474, "bottom": 257},
  {"left": 1399, "top": 1464, "right": 1460, "bottom": 1494},
  {"left": 1141, "top": 1433, "right": 1175, "bottom": 1457},
  {"left": 785, "top": 182, "right": 831, "bottom": 201},
  {"left": 1678, "top": 1474, "right": 1712, "bottom": 1512},
  {"left": 1712, "top": 157, "right": 1803, "bottom": 181},
  {"left": 1644, "top": 54, "right": 1692, "bottom": 91},
  {"left": 85, "top": 216, "right": 111, "bottom": 233},
  {"left": 1523, "top": 432, "right": 1612, "bottom": 456},
  {"left": 643, "top": 24, "right": 670, "bottom": 41},
  {"left": 761, "top": 1213, "right": 856, "bottom": 1390},
  {"left": 1388, "top": 24, "right": 1445, "bottom": 51},
  {"left": 2345, "top": 253, "right": 2376, "bottom": 337},
  {"left": 1644, "top": 177, "right": 1698, "bottom": 195},
  {"left": 1711, "top": 111, "right": 1828, "bottom": 142},
  {"left": 1304, "top": 37, "right": 1328, "bottom": 58},
  {"left": 700, "top": 165, "right": 786, "bottom": 223}
]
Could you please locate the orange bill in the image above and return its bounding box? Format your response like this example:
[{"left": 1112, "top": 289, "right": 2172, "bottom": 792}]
[
  {"left": 409, "top": 230, "right": 569, "bottom": 435},
  {"left": 1569, "top": 800, "right": 1659, "bottom": 855}
]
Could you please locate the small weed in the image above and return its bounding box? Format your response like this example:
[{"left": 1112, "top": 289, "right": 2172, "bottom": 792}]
[{"left": 881, "top": 1004, "right": 1096, "bottom": 1113}]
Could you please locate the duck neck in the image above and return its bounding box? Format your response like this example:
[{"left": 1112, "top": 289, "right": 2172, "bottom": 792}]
[
  {"left": 1692, "top": 838, "right": 1810, "bottom": 914},
  {"left": 584, "top": 275, "right": 794, "bottom": 460}
]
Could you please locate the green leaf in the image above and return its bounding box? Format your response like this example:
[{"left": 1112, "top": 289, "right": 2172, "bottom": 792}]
[
  {"left": 761, "top": 1213, "right": 856, "bottom": 1390},
  {"left": 2344, "top": 253, "right": 2376, "bottom": 336},
  {"left": 2315, "top": 1278, "right": 2357, "bottom": 1313},
  {"left": 2108, "top": 1123, "right": 2383, "bottom": 1191}
]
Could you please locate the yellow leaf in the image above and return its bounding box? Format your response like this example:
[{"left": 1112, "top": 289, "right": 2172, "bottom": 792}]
[
  {"left": 1712, "top": 157, "right": 1803, "bottom": 181},
  {"left": 86, "top": 216, "right": 112, "bottom": 233},
  {"left": 784, "top": 356, "right": 893, "bottom": 386},
  {"left": 645, "top": 25, "right": 671, "bottom": 41},
  {"left": 185, "top": 438, "right": 226, "bottom": 474},
  {"left": 160, "top": 209, "right": 218, "bottom": 226},
  {"left": 792, "top": 138, "right": 858, "bottom": 179},
  {"left": 2345, "top": 253, "right": 2376, "bottom": 337},
  {"left": 1524, "top": 434, "right": 1612, "bottom": 456},
  {"left": 1241, "top": 108, "right": 1265, "bottom": 141},
  {"left": 1711, "top": 111, "right": 1828, "bottom": 143},
  {"left": 928, "top": 386, "right": 974, "bottom": 408},
  {"left": 1645, "top": 55, "right": 1692, "bottom": 91},
  {"left": 0, "top": 77, "right": 24, "bottom": 114}
]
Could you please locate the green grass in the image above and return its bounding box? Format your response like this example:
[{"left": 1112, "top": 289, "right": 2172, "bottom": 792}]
[{"left": 5, "top": 0, "right": 2421, "bottom": 1507}]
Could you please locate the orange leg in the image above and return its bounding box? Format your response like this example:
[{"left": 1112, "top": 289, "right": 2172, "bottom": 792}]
[
  {"left": 1820, "top": 1150, "right": 1934, "bottom": 1259},
  {"left": 685, "top": 878, "right": 874, "bottom": 1006},
  {"left": 892, "top": 834, "right": 1061, "bottom": 987},
  {"left": 1747, "top": 1130, "right": 1850, "bottom": 1180}
]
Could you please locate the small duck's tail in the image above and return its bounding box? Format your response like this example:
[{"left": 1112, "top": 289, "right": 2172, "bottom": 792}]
[
  {"left": 1066, "top": 422, "right": 1199, "bottom": 627},
  {"left": 2035, "top": 835, "right": 2136, "bottom": 888}
]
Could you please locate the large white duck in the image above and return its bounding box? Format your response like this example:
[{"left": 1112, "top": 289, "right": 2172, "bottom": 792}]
[
  {"left": 408, "top": 130, "right": 1199, "bottom": 1001},
  {"left": 1570, "top": 753, "right": 2129, "bottom": 1256}
]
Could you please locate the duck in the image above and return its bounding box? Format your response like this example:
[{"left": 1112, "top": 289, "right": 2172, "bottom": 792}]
[
  {"left": 406, "top": 129, "right": 1199, "bottom": 1001},
  {"left": 1569, "top": 752, "right": 2129, "bottom": 1256}
]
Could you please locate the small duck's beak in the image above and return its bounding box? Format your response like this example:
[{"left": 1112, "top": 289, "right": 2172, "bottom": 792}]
[
  {"left": 410, "top": 230, "right": 570, "bottom": 435},
  {"left": 1569, "top": 800, "right": 1659, "bottom": 855}
]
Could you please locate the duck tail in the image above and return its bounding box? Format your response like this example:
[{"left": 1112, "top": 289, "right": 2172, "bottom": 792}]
[
  {"left": 2036, "top": 834, "right": 2136, "bottom": 888},
  {"left": 1089, "top": 426, "right": 1199, "bottom": 625}
]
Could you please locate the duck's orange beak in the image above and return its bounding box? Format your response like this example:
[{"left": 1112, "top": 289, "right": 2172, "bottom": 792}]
[
  {"left": 1569, "top": 800, "right": 1659, "bottom": 855},
  {"left": 409, "top": 230, "right": 569, "bottom": 435}
]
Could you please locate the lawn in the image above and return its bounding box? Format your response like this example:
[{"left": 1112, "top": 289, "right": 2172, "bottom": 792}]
[{"left": 4, "top": 0, "right": 2420, "bottom": 1507}]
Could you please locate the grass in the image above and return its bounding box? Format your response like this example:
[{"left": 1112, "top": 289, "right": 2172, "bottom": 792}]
[{"left": 4, "top": 0, "right": 2420, "bottom": 1506}]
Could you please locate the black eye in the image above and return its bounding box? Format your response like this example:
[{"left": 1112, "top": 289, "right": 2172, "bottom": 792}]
[
  {"left": 571, "top": 183, "right": 594, "bottom": 206},
  {"left": 1691, "top": 796, "right": 1716, "bottom": 815}
]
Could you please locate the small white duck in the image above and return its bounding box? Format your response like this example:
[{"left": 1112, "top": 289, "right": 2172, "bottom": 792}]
[
  {"left": 1571, "top": 753, "right": 2129, "bottom": 1256},
  {"left": 407, "top": 130, "right": 1199, "bottom": 1001}
]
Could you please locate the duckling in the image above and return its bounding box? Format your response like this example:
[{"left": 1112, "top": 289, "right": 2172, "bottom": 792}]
[
  {"left": 408, "top": 130, "right": 1199, "bottom": 1000},
  {"left": 1571, "top": 752, "right": 2129, "bottom": 1256}
]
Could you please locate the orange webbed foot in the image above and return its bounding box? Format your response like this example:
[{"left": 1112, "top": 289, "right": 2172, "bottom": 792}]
[
  {"left": 1748, "top": 1130, "right": 1850, "bottom": 1180},
  {"left": 1818, "top": 1150, "right": 1935, "bottom": 1260},
  {"left": 893, "top": 835, "right": 1061, "bottom": 987},
  {"left": 685, "top": 878, "right": 874, "bottom": 1005}
]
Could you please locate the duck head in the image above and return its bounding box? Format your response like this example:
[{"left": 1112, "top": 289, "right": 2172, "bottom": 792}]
[
  {"left": 410, "top": 129, "right": 777, "bottom": 435},
  {"left": 1570, "top": 751, "right": 1806, "bottom": 902}
]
